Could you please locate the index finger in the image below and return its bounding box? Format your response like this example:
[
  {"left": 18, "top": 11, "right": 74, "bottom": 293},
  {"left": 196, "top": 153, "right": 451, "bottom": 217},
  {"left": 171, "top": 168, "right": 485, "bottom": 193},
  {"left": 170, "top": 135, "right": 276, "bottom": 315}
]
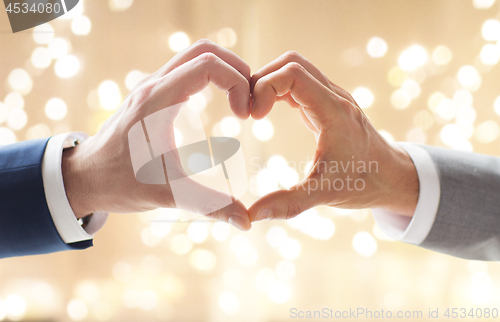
[
  {"left": 251, "top": 51, "right": 330, "bottom": 91},
  {"left": 251, "top": 51, "right": 357, "bottom": 106},
  {"left": 251, "top": 62, "right": 343, "bottom": 125},
  {"left": 146, "top": 52, "right": 251, "bottom": 119},
  {"left": 155, "top": 39, "right": 251, "bottom": 82}
]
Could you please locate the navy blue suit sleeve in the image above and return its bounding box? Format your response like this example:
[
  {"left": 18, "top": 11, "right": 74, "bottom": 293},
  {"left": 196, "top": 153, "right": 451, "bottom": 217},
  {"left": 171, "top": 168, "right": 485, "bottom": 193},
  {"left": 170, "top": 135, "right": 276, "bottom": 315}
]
[{"left": 0, "top": 138, "right": 92, "bottom": 259}]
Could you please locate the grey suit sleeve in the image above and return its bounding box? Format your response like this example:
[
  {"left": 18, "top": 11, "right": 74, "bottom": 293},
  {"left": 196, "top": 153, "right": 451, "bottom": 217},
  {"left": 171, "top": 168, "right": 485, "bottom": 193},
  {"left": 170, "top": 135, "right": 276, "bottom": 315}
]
[{"left": 418, "top": 145, "right": 500, "bottom": 261}]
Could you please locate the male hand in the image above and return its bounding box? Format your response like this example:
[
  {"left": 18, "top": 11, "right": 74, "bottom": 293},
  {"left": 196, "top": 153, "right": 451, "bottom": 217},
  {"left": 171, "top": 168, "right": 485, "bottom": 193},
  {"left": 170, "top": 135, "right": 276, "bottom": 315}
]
[
  {"left": 62, "top": 40, "right": 252, "bottom": 231},
  {"left": 249, "top": 51, "right": 419, "bottom": 222}
]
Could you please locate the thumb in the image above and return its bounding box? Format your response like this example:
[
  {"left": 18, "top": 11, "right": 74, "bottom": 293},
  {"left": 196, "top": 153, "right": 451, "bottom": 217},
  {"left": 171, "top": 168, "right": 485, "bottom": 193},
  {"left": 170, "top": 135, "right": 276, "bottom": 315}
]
[
  {"left": 168, "top": 175, "right": 252, "bottom": 231},
  {"left": 249, "top": 179, "right": 324, "bottom": 222},
  {"left": 162, "top": 148, "right": 252, "bottom": 231}
]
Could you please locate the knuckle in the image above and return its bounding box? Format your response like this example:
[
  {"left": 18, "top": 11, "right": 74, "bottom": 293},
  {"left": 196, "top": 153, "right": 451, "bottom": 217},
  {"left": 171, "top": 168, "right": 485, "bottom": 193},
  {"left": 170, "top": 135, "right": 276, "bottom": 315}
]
[
  {"left": 194, "top": 38, "right": 217, "bottom": 52},
  {"left": 346, "top": 92, "right": 357, "bottom": 105},
  {"left": 129, "top": 83, "right": 154, "bottom": 106},
  {"left": 342, "top": 103, "right": 367, "bottom": 130},
  {"left": 337, "top": 96, "right": 355, "bottom": 114},
  {"left": 283, "top": 50, "right": 302, "bottom": 62},
  {"left": 359, "top": 110, "right": 372, "bottom": 130},
  {"left": 241, "top": 62, "right": 252, "bottom": 77},
  {"left": 351, "top": 104, "right": 364, "bottom": 121},
  {"left": 197, "top": 52, "right": 218, "bottom": 65},
  {"left": 285, "top": 61, "right": 306, "bottom": 75},
  {"left": 340, "top": 90, "right": 357, "bottom": 106},
  {"left": 132, "top": 75, "right": 151, "bottom": 90}
]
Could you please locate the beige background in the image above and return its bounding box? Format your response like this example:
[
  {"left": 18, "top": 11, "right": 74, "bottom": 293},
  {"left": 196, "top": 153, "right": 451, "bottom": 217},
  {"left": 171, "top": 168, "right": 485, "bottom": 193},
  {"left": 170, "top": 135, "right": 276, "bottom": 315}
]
[{"left": 1, "top": 0, "right": 500, "bottom": 321}]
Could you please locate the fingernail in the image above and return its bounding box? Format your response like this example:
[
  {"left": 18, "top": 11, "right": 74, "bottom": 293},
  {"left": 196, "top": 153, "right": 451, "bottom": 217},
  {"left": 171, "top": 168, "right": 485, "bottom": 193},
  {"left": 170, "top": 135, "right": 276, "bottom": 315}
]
[
  {"left": 228, "top": 215, "right": 246, "bottom": 231},
  {"left": 254, "top": 208, "right": 272, "bottom": 222}
]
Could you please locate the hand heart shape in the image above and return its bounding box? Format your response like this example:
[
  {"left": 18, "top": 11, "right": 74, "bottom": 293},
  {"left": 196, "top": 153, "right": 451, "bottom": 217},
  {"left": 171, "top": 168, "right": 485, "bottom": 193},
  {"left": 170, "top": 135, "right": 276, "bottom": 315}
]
[{"left": 63, "top": 39, "right": 419, "bottom": 232}]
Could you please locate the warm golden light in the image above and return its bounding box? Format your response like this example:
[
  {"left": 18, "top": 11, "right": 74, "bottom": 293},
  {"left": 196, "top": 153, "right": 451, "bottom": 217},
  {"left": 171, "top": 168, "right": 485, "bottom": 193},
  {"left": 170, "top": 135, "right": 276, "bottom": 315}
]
[
  {"left": 440, "top": 124, "right": 472, "bottom": 151},
  {"left": 8, "top": 69, "right": 31, "bottom": 92},
  {"left": 252, "top": 118, "right": 274, "bottom": 141},
  {"left": 169, "top": 32, "right": 190, "bottom": 52},
  {"left": 0, "top": 127, "right": 17, "bottom": 145},
  {"left": 4, "top": 92, "right": 24, "bottom": 110},
  {"left": 48, "top": 38, "right": 70, "bottom": 59},
  {"left": 5, "top": 295, "right": 26, "bottom": 321},
  {"left": 31, "top": 47, "right": 52, "bottom": 69},
  {"left": 457, "top": 65, "right": 481, "bottom": 90},
  {"left": 352, "top": 231, "right": 377, "bottom": 257},
  {"left": 189, "top": 248, "right": 217, "bottom": 271},
  {"left": 125, "top": 70, "right": 147, "bottom": 90},
  {"left": 7, "top": 109, "right": 27, "bottom": 131},
  {"left": 0, "top": 103, "right": 8, "bottom": 125},
  {"left": 32, "top": 23, "right": 54, "bottom": 45},
  {"left": 217, "top": 28, "right": 238, "bottom": 48},
  {"left": 379, "top": 129, "right": 395, "bottom": 142},
  {"left": 482, "top": 19, "right": 500, "bottom": 41},
  {"left": 398, "top": 45, "right": 428, "bottom": 71},
  {"left": 436, "top": 98, "right": 457, "bottom": 120},
  {"left": 475, "top": 120, "right": 500, "bottom": 143},
  {"left": 45, "top": 98, "right": 68, "bottom": 120},
  {"left": 71, "top": 15, "right": 92, "bottom": 36},
  {"left": 391, "top": 89, "right": 411, "bottom": 109},
  {"left": 55, "top": 55, "right": 80, "bottom": 78},
  {"left": 98, "top": 80, "right": 122, "bottom": 111},
  {"left": 401, "top": 79, "right": 421, "bottom": 99},
  {"left": 480, "top": 43, "right": 500, "bottom": 65},
  {"left": 67, "top": 299, "right": 88, "bottom": 321},
  {"left": 494, "top": 95, "right": 500, "bottom": 115},
  {"left": 186, "top": 92, "right": 207, "bottom": 111},
  {"left": 218, "top": 291, "right": 240, "bottom": 314},
  {"left": 453, "top": 89, "right": 473, "bottom": 107},
  {"left": 352, "top": 86, "right": 374, "bottom": 108},
  {"left": 4, "top": 2, "right": 500, "bottom": 321},
  {"left": 366, "top": 37, "right": 388, "bottom": 58},
  {"left": 432, "top": 45, "right": 453, "bottom": 65},
  {"left": 473, "top": 0, "right": 496, "bottom": 9},
  {"left": 387, "top": 66, "right": 408, "bottom": 87},
  {"left": 109, "top": 0, "right": 134, "bottom": 11},
  {"left": 220, "top": 116, "right": 241, "bottom": 137}
]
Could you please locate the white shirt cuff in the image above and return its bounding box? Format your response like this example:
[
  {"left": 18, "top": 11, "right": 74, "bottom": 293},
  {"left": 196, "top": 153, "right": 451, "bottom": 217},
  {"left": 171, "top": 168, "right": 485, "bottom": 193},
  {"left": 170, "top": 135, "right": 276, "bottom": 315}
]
[
  {"left": 41, "top": 132, "right": 109, "bottom": 243},
  {"left": 371, "top": 143, "right": 440, "bottom": 245}
]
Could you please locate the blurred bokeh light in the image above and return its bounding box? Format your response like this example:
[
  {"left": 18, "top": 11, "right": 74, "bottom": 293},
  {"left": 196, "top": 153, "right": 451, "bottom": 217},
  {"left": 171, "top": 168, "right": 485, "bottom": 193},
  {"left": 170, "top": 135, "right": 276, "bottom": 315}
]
[{"left": 2, "top": 0, "right": 500, "bottom": 321}]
